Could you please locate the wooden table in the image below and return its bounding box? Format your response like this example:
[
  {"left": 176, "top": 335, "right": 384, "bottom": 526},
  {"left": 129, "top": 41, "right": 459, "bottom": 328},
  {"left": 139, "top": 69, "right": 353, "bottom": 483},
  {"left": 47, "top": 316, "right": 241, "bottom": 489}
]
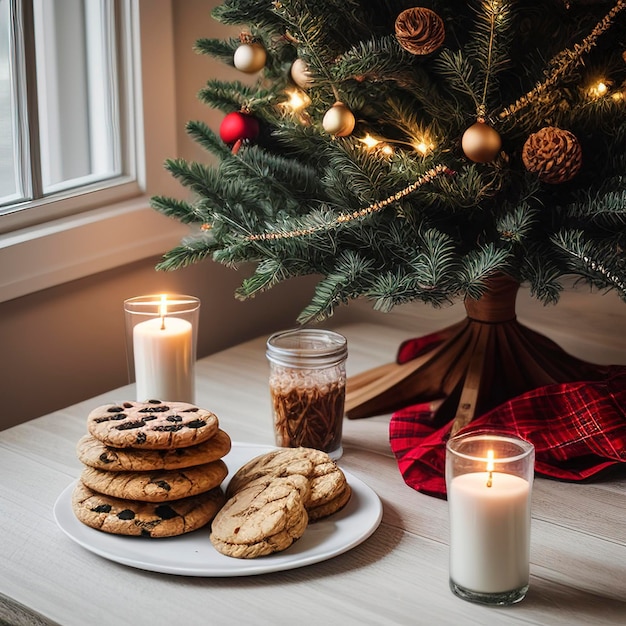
[{"left": 1, "top": 322, "right": 625, "bottom": 625}]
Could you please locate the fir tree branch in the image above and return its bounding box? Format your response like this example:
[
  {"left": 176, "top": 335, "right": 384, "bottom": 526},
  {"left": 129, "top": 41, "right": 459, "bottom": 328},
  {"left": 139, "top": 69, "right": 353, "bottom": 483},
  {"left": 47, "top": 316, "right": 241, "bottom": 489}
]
[
  {"left": 221, "top": 143, "right": 327, "bottom": 210},
  {"left": 433, "top": 49, "right": 482, "bottom": 112},
  {"left": 186, "top": 120, "right": 233, "bottom": 161},
  {"left": 334, "top": 36, "right": 460, "bottom": 126},
  {"left": 552, "top": 229, "right": 626, "bottom": 298},
  {"left": 520, "top": 251, "right": 564, "bottom": 305},
  {"left": 235, "top": 258, "right": 292, "bottom": 297},
  {"left": 496, "top": 202, "right": 540, "bottom": 244},
  {"left": 164, "top": 159, "right": 223, "bottom": 204},
  {"left": 194, "top": 37, "right": 240, "bottom": 64},
  {"left": 564, "top": 190, "right": 626, "bottom": 227},
  {"left": 198, "top": 80, "right": 277, "bottom": 113},
  {"left": 150, "top": 196, "right": 207, "bottom": 224},
  {"left": 469, "top": 0, "right": 514, "bottom": 116},
  {"left": 460, "top": 244, "right": 514, "bottom": 299},
  {"left": 296, "top": 249, "right": 375, "bottom": 323},
  {"left": 211, "top": 0, "right": 285, "bottom": 32},
  {"left": 155, "top": 237, "right": 218, "bottom": 272}
]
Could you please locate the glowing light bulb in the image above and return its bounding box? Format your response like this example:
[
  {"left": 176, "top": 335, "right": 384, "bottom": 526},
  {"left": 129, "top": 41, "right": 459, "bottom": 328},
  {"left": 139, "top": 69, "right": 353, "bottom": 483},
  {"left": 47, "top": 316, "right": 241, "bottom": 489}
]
[
  {"left": 285, "top": 89, "right": 308, "bottom": 111},
  {"left": 588, "top": 79, "right": 610, "bottom": 99},
  {"left": 359, "top": 134, "right": 380, "bottom": 149}
]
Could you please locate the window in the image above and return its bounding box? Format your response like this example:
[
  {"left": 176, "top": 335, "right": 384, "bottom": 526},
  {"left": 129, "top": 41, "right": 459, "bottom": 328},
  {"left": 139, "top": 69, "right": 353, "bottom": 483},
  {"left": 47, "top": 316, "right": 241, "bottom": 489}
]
[
  {"left": 1, "top": 0, "right": 136, "bottom": 220},
  {"left": 0, "top": 0, "right": 19, "bottom": 204},
  {"left": 0, "top": 0, "right": 188, "bottom": 303}
]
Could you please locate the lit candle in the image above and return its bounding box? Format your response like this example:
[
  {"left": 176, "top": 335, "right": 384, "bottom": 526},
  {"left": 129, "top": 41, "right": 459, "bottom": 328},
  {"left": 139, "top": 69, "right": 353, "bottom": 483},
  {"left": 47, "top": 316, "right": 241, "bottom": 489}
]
[
  {"left": 132, "top": 295, "right": 194, "bottom": 402},
  {"left": 446, "top": 433, "right": 534, "bottom": 605}
]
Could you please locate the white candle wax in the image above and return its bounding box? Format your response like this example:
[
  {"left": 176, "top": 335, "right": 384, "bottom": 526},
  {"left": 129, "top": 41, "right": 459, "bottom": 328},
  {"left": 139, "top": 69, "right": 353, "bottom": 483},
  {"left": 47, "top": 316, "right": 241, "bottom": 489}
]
[
  {"left": 449, "top": 471, "right": 531, "bottom": 594},
  {"left": 132, "top": 315, "right": 194, "bottom": 402}
]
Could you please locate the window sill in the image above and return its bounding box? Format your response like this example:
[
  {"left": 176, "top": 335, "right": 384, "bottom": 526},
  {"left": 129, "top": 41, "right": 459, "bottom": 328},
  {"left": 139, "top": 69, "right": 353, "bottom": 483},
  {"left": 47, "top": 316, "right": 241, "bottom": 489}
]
[{"left": 0, "top": 196, "right": 188, "bottom": 303}]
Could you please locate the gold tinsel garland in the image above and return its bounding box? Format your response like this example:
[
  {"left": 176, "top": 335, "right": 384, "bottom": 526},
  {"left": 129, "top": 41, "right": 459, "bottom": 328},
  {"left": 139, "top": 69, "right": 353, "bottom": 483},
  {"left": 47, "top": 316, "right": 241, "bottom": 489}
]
[
  {"left": 499, "top": 0, "right": 625, "bottom": 120},
  {"left": 243, "top": 164, "right": 453, "bottom": 241}
]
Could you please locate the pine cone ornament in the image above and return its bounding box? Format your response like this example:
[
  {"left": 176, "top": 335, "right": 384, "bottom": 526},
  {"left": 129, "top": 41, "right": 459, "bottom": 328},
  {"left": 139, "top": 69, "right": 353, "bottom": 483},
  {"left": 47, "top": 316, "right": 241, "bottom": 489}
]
[
  {"left": 395, "top": 7, "right": 445, "bottom": 56},
  {"left": 522, "top": 127, "right": 582, "bottom": 184}
]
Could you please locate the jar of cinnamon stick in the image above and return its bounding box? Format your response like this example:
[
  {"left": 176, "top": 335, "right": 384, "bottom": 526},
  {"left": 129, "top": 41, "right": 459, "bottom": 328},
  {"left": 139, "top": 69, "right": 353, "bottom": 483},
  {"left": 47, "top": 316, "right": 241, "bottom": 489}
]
[{"left": 266, "top": 329, "right": 348, "bottom": 460}]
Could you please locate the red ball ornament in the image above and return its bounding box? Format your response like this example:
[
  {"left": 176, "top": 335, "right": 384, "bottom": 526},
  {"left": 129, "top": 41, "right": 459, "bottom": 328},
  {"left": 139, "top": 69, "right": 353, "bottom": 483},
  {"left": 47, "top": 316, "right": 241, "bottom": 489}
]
[{"left": 219, "top": 111, "right": 260, "bottom": 144}]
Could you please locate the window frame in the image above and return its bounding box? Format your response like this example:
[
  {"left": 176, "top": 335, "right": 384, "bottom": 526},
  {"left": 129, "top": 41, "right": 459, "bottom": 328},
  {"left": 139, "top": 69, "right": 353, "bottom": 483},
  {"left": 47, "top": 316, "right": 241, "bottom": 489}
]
[{"left": 0, "top": 0, "right": 187, "bottom": 303}]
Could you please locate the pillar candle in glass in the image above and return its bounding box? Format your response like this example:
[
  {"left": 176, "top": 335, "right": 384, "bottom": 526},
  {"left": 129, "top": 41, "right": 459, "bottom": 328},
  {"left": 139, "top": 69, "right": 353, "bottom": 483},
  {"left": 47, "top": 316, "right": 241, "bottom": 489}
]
[
  {"left": 266, "top": 329, "right": 347, "bottom": 460},
  {"left": 445, "top": 431, "right": 535, "bottom": 606},
  {"left": 124, "top": 294, "right": 200, "bottom": 403}
]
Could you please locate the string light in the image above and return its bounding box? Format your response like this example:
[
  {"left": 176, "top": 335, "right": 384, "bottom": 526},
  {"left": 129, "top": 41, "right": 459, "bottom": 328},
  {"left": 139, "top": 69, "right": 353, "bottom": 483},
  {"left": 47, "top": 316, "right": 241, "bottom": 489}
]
[
  {"left": 588, "top": 79, "right": 610, "bottom": 99},
  {"left": 282, "top": 89, "right": 310, "bottom": 112},
  {"left": 359, "top": 133, "right": 435, "bottom": 157},
  {"left": 358, "top": 134, "right": 396, "bottom": 157},
  {"left": 359, "top": 134, "right": 381, "bottom": 149}
]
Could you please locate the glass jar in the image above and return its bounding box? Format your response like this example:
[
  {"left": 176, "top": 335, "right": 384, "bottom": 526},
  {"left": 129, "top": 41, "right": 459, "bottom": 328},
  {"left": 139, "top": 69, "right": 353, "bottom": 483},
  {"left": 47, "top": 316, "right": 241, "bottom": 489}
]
[{"left": 266, "top": 329, "right": 348, "bottom": 460}]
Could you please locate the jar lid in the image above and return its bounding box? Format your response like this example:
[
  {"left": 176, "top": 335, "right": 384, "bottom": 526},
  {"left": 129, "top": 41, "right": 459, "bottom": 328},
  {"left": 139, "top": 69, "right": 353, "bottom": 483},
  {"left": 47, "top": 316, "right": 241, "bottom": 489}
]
[{"left": 266, "top": 329, "right": 347, "bottom": 368}]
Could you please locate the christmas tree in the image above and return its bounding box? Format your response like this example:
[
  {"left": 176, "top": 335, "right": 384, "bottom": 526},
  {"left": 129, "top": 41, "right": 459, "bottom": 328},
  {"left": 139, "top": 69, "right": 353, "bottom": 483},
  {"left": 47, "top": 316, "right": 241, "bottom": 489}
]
[{"left": 152, "top": 0, "right": 626, "bottom": 429}]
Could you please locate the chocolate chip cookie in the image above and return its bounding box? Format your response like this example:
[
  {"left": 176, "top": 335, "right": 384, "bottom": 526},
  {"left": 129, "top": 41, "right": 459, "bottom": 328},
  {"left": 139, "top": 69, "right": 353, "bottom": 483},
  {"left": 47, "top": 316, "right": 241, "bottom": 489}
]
[
  {"left": 80, "top": 459, "right": 228, "bottom": 502},
  {"left": 87, "top": 400, "right": 219, "bottom": 449},
  {"left": 76, "top": 429, "right": 231, "bottom": 472},
  {"left": 72, "top": 481, "right": 225, "bottom": 537}
]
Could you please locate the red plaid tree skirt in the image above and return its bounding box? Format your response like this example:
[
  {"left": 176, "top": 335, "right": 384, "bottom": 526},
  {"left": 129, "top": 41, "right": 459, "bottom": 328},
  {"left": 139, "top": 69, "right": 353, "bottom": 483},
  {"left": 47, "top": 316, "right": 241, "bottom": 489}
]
[{"left": 389, "top": 366, "right": 626, "bottom": 499}]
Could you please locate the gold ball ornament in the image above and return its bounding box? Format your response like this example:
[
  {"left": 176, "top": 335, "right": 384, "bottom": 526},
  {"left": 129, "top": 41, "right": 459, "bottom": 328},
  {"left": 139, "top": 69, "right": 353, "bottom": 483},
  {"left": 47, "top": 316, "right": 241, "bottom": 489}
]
[
  {"left": 290, "top": 58, "right": 313, "bottom": 89},
  {"left": 395, "top": 7, "right": 446, "bottom": 56},
  {"left": 522, "top": 126, "right": 582, "bottom": 184},
  {"left": 461, "top": 122, "right": 502, "bottom": 163},
  {"left": 233, "top": 42, "right": 267, "bottom": 73},
  {"left": 322, "top": 102, "right": 356, "bottom": 137}
]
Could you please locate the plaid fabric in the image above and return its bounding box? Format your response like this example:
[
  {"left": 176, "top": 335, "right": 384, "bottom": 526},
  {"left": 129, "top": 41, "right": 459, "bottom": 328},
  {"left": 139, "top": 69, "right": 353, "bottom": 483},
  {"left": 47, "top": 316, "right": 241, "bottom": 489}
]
[{"left": 389, "top": 365, "right": 626, "bottom": 499}]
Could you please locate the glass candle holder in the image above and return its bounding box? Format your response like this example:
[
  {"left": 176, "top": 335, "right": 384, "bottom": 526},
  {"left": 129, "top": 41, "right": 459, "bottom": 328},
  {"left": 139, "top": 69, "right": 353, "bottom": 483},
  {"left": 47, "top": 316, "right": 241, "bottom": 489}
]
[
  {"left": 266, "top": 329, "right": 348, "bottom": 460},
  {"left": 445, "top": 431, "right": 535, "bottom": 606},
  {"left": 124, "top": 294, "right": 200, "bottom": 403}
]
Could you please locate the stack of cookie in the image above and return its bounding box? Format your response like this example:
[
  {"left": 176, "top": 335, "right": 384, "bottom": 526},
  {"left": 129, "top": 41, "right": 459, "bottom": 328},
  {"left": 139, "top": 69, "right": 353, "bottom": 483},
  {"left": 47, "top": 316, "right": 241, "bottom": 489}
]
[
  {"left": 210, "top": 447, "right": 351, "bottom": 558},
  {"left": 72, "top": 400, "right": 231, "bottom": 538}
]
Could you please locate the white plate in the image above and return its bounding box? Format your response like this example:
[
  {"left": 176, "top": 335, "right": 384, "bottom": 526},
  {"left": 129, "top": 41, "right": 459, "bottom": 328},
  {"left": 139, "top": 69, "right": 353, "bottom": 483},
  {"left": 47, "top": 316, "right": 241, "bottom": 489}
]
[{"left": 53, "top": 442, "right": 383, "bottom": 577}]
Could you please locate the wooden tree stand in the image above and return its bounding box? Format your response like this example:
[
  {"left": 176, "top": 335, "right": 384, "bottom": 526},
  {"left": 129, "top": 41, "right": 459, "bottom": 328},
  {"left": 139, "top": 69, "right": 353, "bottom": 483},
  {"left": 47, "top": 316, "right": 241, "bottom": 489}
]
[{"left": 345, "top": 274, "right": 609, "bottom": 434}]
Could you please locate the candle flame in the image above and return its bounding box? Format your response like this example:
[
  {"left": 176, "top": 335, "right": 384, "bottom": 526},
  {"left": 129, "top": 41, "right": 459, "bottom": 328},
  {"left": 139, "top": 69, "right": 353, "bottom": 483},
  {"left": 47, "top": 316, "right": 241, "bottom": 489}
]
[
  {"left": 159, "top": 294, "right": 167, "bottom": 330},
  {"left": 486, "top": 449, "right": 495, "bottom": 488}
]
